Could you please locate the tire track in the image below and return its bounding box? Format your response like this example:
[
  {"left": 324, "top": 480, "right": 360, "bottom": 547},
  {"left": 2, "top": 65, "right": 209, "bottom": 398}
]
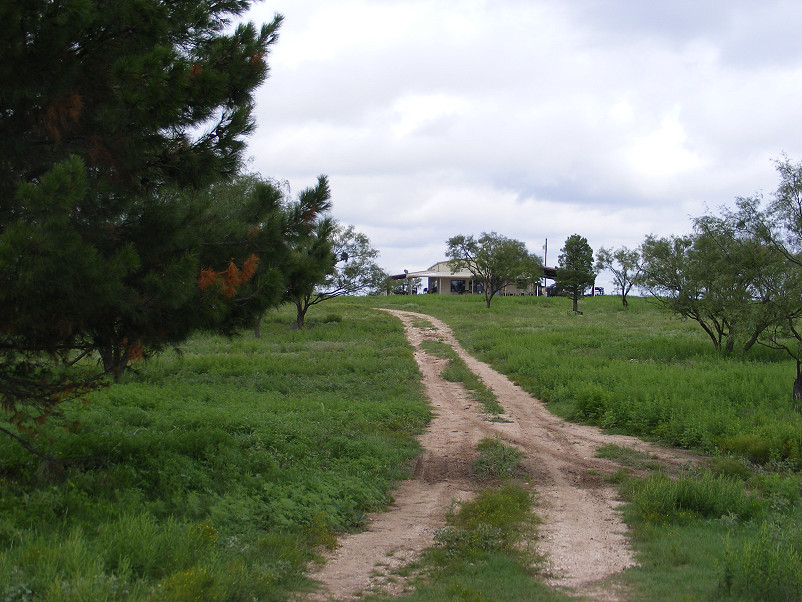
[{"left": 303, "top": 309, "right": 698, "bottom": 600}]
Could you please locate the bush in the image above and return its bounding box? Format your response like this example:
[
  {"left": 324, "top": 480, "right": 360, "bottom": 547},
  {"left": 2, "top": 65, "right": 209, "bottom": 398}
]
[
  {"left": 627, "top": 472, "right": 763, "bottom": 524},
  {"left": 721, "top": 520, "right": 802, "bottom": 600},
  {"left": 572, "top": 382, "right": 610, "bottom": 421},
  {"left": 473, "top": 438, "right": 525, "bottom": 480},
  {"left": 719, "top": 433, "right": 772, "bottom": 465}
]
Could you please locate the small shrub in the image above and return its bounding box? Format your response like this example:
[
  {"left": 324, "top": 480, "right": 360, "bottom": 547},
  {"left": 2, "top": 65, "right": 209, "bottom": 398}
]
[
  {"left": 627, "top": 472, "right": 763, "bottom": 524},
  {"left": 595, "top": 443, "right": 662, "bottom": 471},
  {"left": 256, "top": 531, "right": 311, "bottom": 571},
  {"left": 473, "top": 438, "right": 525, "bottom": 480},
  {"left": 709, "top": 457, "right": 752, "bottom": 481},
  {"left": 305, "top": 511, "right": 337, "bottom": 550},
  {"left": 719, "top": 433, "right": 772, "bottom": 465},
  {"left": 572, "top": 382, "right": 610, "bottom": 421},
  {"left": 435, "top": 484, "right": 535, "bottom": 558}
]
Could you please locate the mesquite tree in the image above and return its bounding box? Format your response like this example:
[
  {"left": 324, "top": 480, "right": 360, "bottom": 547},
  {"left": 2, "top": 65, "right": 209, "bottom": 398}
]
[
  {"left": 446, "top": 232, "right": 542, "bottom": 308},
  {"left": 737, "top": 157, "right": 802, "bottom": 400},
  {"left": 640, "top": 207, "right": 787, "bottom": 354},
  {"left": 595, "top": 246, "right": 641, "bottom": 308}
]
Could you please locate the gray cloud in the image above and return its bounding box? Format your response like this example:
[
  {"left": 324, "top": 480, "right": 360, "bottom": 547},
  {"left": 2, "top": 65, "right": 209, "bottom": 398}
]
[{"left": 243, "top": 0, "right": 802, "bottom": 288}]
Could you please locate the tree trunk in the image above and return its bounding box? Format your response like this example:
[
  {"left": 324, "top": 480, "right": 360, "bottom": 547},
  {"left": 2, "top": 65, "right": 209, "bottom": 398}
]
[
  {"left": 572, "top": 295, "right": 579, "bottom": 313},
  {"left": 621, "top": 293, "right": 628, "bottom": 308},
  {"left": 794, "top": 361, "right": 802, "bottom": 411},
  {"left": 724, "top": 335, "right": 735, "bottom": 354},
  {"left": 295, "top": 301, "right": 308, "bottom": 329},
  {"left": 697, "top": 320, "right": 721, "bottom": 351},
  {"left": 742, "top": 329, "right": 761, "bottom": 353},
  {"left": 99, "top": 343, "right": 126, "bottom": 382},
  {"left": 253, "top": 311, "right": 264, "bottom": 338}
]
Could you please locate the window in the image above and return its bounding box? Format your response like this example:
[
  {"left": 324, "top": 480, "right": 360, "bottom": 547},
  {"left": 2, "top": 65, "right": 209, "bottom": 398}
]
[{"left": 450, "top": 280, "right": 466, "bottom": 294}]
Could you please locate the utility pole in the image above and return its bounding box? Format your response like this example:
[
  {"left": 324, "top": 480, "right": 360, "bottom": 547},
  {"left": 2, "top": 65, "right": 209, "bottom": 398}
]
[{"left": 542, "top": 238, "right": 548, "bottom": 293}]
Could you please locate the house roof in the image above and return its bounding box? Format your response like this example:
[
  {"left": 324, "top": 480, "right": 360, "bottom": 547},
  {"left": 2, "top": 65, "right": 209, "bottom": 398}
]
[
  {"left": 392, "top": 260, "right": 558, "bottom": 280},
  {"left": 391, "top": 260, "right": 473, "bottom": 280},
  {"left": 391, "top": 269, "right": 474, "bottom": 280}
]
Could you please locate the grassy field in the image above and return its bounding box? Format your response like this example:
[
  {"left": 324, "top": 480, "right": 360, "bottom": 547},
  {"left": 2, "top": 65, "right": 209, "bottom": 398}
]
[
  {"left": 373, "top": 293, "right": 802, "bottom": 599},
  {"left": 1, "top": 294, "right": 801, "bottom": 599},
  {"left": 0, "top": 305, "right": 429, "bottom": 600},
  {"left": 376, "top": 294, "right": 802, "bottom": 465}
]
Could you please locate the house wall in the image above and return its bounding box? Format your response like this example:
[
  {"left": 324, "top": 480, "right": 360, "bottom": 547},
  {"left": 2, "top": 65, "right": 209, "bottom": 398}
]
[
  {"left": 426, "top": 276, "right": 543, "bottom": 296},
  {"left": 500, "top": 281, "right": 544, "bottom": 296},
  {"left": 426, "top": 276, "right": 479, "bottom": 295}
]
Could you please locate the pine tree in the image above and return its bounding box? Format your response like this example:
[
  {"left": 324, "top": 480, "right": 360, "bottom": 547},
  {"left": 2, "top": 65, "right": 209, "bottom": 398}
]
[
  {"left": 281, "top": 176, "right": 339, "bottom": 329},
  {"left": 0, "top": 1, "right": 283, "bottom": 434}
]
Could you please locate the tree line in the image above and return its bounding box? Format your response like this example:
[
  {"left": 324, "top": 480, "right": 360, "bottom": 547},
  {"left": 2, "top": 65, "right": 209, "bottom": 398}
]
[{"left": 0, "top": 1, "right": 384, "bottom": 449}]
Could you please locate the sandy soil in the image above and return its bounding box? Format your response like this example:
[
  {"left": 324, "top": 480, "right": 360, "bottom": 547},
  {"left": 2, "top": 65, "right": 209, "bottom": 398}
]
[{"left": 303, "top": 309, "right": 699, "bottom": 600}]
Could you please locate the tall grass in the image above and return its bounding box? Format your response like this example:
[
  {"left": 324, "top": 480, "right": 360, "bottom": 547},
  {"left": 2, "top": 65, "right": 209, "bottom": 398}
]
[
  {"left": 722, "top": 514, "right": 802, "bottom": 600},
  {"left": 625, "top": 472, "right": 764, "bottom": 524},
  {"left": 0, "top": 303, "right": 429, "bottom": 600}
]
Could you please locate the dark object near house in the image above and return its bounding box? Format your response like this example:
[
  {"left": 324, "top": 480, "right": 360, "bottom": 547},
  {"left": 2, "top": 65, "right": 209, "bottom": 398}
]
[{"left": 546, "top": 284, "right": 562, "bottom": 297}]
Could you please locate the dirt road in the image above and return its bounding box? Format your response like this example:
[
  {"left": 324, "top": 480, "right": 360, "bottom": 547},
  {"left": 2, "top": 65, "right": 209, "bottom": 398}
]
[{"left": 304, "top": 309, "right": 696, "bottom": 600}]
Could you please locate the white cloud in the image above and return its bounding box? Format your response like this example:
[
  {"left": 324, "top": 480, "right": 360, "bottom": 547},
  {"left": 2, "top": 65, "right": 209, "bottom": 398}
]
[{"left": 625, "top": 108, "right": 703, "bottom": 179}]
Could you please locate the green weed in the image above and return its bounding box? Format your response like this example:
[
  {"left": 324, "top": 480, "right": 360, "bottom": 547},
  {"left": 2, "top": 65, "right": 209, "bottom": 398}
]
[
  {"left": 709, "top": 456, "right": 754, "bottom": 481},
  {"left": 473, "top": 438, "right": 526, "bottom": 481},
  {"left": 719, "top": 433, "right": 772, "bottom": 465},
  {"left": 595, "top": 443, "right": 662, "bottom": 471},
  {"left": 721, "top": 516, "right": 802, "bottom": 600},
  {"left": 625, "top": 472, "right": 764, "bottom": 524}
]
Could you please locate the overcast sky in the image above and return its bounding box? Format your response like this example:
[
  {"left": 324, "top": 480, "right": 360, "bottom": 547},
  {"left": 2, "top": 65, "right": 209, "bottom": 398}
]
[{"left": 241, "top": 0, "right": 802, "bottom": 288}]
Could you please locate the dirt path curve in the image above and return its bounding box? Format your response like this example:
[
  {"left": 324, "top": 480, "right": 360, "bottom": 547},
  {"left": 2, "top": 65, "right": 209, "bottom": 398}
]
[{"left": 304, "top": 309, "right": 698, "bottom": 600}]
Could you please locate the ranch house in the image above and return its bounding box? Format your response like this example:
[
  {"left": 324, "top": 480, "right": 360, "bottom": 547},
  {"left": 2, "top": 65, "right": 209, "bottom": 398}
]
[{"left": 391, "top": 261, "right": 559, "bottom": 296}]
